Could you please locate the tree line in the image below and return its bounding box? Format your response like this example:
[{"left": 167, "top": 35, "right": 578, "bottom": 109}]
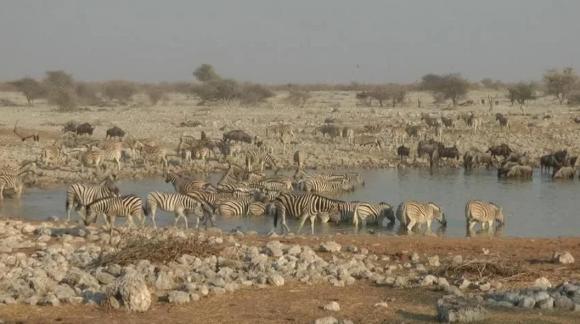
[{"left": 3, "top": 64, "right": 580, "bottom": 110}]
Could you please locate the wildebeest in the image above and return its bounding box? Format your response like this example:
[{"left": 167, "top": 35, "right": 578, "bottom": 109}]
[
  {"left": 317, "top": 124, "right": 342, "bottom": 138},
  {"left": 106, "top": 126, "right": 125, "bottom": 139},
  {"left": 439, "top": 145, "right": 460, "bottom": 160},
  {"left": 421, "top": 114, "right": 440, "bottom": 128},
  {"left": 223, "top": 129, "right": 253, "bottom": 144},
  {"left": 487, "top": 144, "right": 512, "bottom": 160},
  {"left": 440, "top": 116, "right": 454, "bottom": 128},
  {"left": 417, "top": 140, "right": 443, "bottom": 159},
  {"left": 76, "top": 123, "right": 95, "bottom": 136},
  {"left": 397, "top": 145, "right": 410, "bottom": 160},
  {"left": 495, "top": 113, "right": 509, "bottom": 128},
  {"left": 540, "top": 149, "right": 569, "bottom": 173}
]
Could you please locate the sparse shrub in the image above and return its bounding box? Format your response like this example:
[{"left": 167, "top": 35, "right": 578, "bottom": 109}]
[
  {"left": 480, "top": 78, "right": 505, "bottom": 90},
  {"left": 420, "top": 73, "right": 469, "bottom": 106},
  {"left": 43, "top": 70, "right": 78, "bottom": 111},
  {"left": 9, "top": 78, "right": 45, "bottom": 105},
  {"left": 367, "top": 84, "right": 407, "bottom": 107},
  {"left": 75, "top": 82, "right": 103, "bottom": 106},
  {"left": 144, "top": 85, "right": 166, "bottom": 105},
  {"left": 239, "top": 83, "right": 274, "bottom": 105},
  {"left": 507, "top": 82, "right": 536, "bottom": 106},
  {"left": 166, "top": 82, "right": 194, "bottom": 95},
  {"left": 192, "top": 78, "right": 239, "bottom": 104},
  {"left": 193, "top": 64, "right": 221, "bottom": 82},
  {"left": 567, "top": 90, "right": 580, "bottom": 106},
  {"left": 285, "top": 89, "right": 311, "bottom": 107},
  {"left": 102, "top": 80, "right": 137, "bottom": 104},
  {"left": 543, "top": 67, "right": 578, "bottom": 104}
]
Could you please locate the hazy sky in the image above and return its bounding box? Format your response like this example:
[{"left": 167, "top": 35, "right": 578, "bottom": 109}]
[{"left": 1, "top": 0, "right": 579, "bottom": 83}]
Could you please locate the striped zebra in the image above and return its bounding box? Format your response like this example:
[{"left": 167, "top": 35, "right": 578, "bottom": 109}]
[
  {"left": 353, "top": 202, "right": 395, "bottom": 228},
  {"left": 65, "top": 179, "right": 120, "bottom": 221},
  {"left": 165, "top": 172, "right": 214, "bottom": 194},
  {"left": 85, "top": 195, "right": 144, "bottom": 240},
  {"left": 245, "top": 150, "right": 278, "bottom": 173},
  {"left": 396, "top": 201, "right": 446, "bottom": 232},
  {"left": 247, "top": 177, "right": 292, "bottom": 192},
  {"left": 299, "top": 177, "right": 354, "bottom": 193},
  {"left": 40, "top": 144, "right": 68, "bottom": 167},
  {"left": 216, "top": 197, "right": 254, "bottom": 217},
  {"left": 145, "top": 192, "right": 212, "bottom": 229},
  {"left": 465, "top": 200, "right": 505, "bottom": 231},
  {"left": 271, "top": 192, "right": 346, "bottom": 234},
  {"left": 139, "top": 143, "right": 169, "bottom": 169},
  {"left": 80, "top": 143, "right": 122, "bottom": 172},
  {"left": 248, "top": 201, "right": 266, "bottom": 216},
  {"left": 0, "top": 173, "right": 26, "bottom": 200}
]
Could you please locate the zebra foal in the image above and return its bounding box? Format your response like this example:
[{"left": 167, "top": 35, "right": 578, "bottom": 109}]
[
  {"left": 396, "top": 201, "right": 446, "bottom": 232},
  {"left": 465, "top": 200, "right": 505, "bottom": 231},
  {"left": 145, "top": 192, "right": 212, "bottom": 229},
  {"left": 85, "top": 195, "right": 145, "bottom": 240}
]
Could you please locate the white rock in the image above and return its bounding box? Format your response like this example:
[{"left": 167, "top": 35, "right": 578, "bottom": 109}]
[
  {"left": 534, "top": 277, "right": 552, "bottom": 289},
  {"left": 320, "top": 241, "right": 342, "bottom": 253},
  {"left": 314, "top": 316, "right": 338, "bottom": 324},
  {"left": 108, "top": 270, "right": 151, "bottom": 312},
  {"left": 374, "top": 302, "right": 389, "bottom": 309},
  {"left": 553, "top": 251, "right": 575, "bottom": 264},
  {"left": 268, "top": 274, "right": 285, "bottom": 287},
  {"left": 323, "top": 301, "right": 341, "bottom": 312}
]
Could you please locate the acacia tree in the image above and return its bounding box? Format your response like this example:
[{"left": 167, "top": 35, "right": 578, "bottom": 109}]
[
  {"left": 193, "top": 64, "right": 221, "bottom": 82},
  {"left": 543, "top": 67, "right": 578, "bottom": 104},
  {"left": 420, "top": 73, "right": 469, "bottom": 106},
  {"left": 43, "top": 70, "right": 77, "bottom": 111},
  {"left": 9, "top": 78, "right": 45, "bottom": 105},
  {"left": 367, "top": 84, "right": 407, "bottom": 107},
  {"left": 507, "top": 82, "right": 536, "bottom": 106}
]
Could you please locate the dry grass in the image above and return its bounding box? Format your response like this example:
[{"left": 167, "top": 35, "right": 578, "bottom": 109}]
[
  {"left": 93, "top": 232, "right": 223, "bottom": 266},
  {"left": 434, "top": 259, "right": 527, "bottom": 282}
]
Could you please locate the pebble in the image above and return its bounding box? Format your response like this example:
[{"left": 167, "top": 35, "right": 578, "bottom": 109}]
[
  {"left": 320, "top": 241, "right": 341, "bottom": 253},
  {"left": 167, "top": 291, "right": 190, "bottom": 305},
  {"left": 534, "top": 277, "right": 552, "bottom": 290},
  {"left": 323, "top": 301, "right": 341, "bottom": 312},
  {"left": 314, "top": 316, "right": 338, "bottom": 324},
  {"left": 553, "top": 251, "right": 575, "bottom": 264}
]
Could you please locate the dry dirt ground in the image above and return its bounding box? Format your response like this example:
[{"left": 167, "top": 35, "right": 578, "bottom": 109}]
[{"left": 0, "top": 235, "right": 579, "bottom": 323}]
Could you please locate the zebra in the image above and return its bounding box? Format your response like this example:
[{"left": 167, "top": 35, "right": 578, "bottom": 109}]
[
  {"left": 65, "top": 179, "right": 120, "bottom": 221},
  {"left": 0, "top": 173, "right": 27, "bottom": 200},
  {"left": 248, "top": 201, "right": 266, "bottom": 217},
  {"left": 145, "top": 192, "right": 212, "bottom": 229},
  {"left": 353, "top": 202, "right": 395, "bottom": 228},
  {"left": 465, "top": 200, "right": 505, "bottom": 231},
  {"left": 396, "top": 201, "right": 446, "bottom": 232},
  {"left": 271, "top": 192, "right": 346, "bottom": 234},
  {"left": 40, "top": 144, "right": 68, "bottom": 167},
  {"left": 85, "top": 195, "right": 145, "bottom": 240},
  {"left": 80, "top": 143, "right": 122, "bottom": 172},
  {"left": 245, "top": 150, "right": 278, "bottom": 173},
  {"left": 216, "top": 197, "right": 254, "bottom": 217},
  {"left": 165, "top": 172, "right": 214, "bottom": 194},
  {"left": 293, "top": 150, "right": 304, "bottom": 170},
  {"left": 138, "top": 143, "right": 169, "bottom": 169},
  {"left": 342, "top": 127, "right": 355, "bottom": 144},
  {"left": 299, "top": 177, "right": 354, "bottom": 193},
  {"left": 247, "top": 177, "right": 293, "bottom": 192}
]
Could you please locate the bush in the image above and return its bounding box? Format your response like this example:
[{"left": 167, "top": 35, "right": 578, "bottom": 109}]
[
  {"left": 49, "top": 88, "right": 78, "bottom": 112},
  {"left": 9, "top": 78, "right": 45, "bottom": 105},
  {"left": 75, "top": 82, "right": 103, "bottom": 106},
  {"left": 543, "top": 67, "right": 578, "bottom": 104},
  {"left": 567, "top": 90, "right": 580, "bottom": 106},
  {"left": 193, "top": 64, "right": 220, "bottom": 82},
  {"left": 507, "top": 82, "right": 536, "bottom": 106},
  {"left": 144, "top": 85, "right": 166, "bottom": 105},
  {"left": 284, "top": 89, "right": 311, "bottom": 107},
  {"left": 239, "top": 83, "right": 274, "bottom": 105},
  {"left": 420, "top": 73, "right": 469, "bottom": 106},
  {"left": 43, "top": 71, "right": 77, "bottom": 111},
  {"left": 480, "top": 78, "right": 505, "bottom": 90},
  {"left": 102, "top": 80, "right": 137, "bottom": 104},
  {"left": 367, "top": 84, "right": 407, "bottom": 107}
]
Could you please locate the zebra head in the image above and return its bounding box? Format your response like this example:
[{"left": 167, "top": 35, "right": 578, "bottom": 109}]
[
  {"left": 495, "top": 207, "right": 505, "bottom": 225},
  {"left": 379, "top": 202, "right": 395, "bottom": 223},
  {"left": 428, "top": 202, "right": 446, "bottom": 226}
]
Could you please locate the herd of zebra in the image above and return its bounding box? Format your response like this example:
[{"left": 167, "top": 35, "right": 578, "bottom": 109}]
[{"left": 59, "top": 165, "right": 506, "bottom": 238}]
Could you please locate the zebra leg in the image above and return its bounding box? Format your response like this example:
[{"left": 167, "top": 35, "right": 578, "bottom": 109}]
[
  {"left": 0, "top": 185, "right": 4, "bottom": 200},
  {"left": 468, "top": 220, "right": 476, "bottom": 231},
  {"left": 297, "top": 213, "right": 309, "bottom": 234},
  {"left": 150, "top": 205, "right": 157, "bottom": 229},
  {"left": 310, "top": 215, "right": 316, "bottom": 235},
  {"left": 406, "top": 219, "right": 416, "bottom": 232}
]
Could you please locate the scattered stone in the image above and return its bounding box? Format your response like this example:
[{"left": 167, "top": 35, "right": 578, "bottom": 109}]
[
  {"left": 537, "top": 297, "right": 554, "bottom": 309},
  {"left": 323, "top": 301, "right": 341, "bottom": 312},
  {"left": 374, "top": 302, "right": 389, "bottom": 309},
  {"left": 428, "top": 255, "right": 440, "bottom": 267},
  {"left": 437, "top": 296, "right": 488, "bottom": 323},
  {"left": 421, "top": 275, "right": 437, "bottom": 286},
  {"left": 411, "top": 252, "right": 420, "bottom": 263},
  {"left": 320, "top": 241, "right": 342, "bottom": 253},
  {"left": 478, "top": 283, "right": 491, "bottom": 292},
  {"left": 459, "top": 279, "right": 471, "bottom": 290},
  {"left": 452, "top": 255, "right": 463, "bottom": 265},
  {"left": 107, "top": 270, "right": 152, "bottom": 312},
  {"left": 554, "top": 295, "right": 575, "bottom": 310},
  {"left": 518, "top": 297, "right": 535, "bottom": 309},
  {"left": 167, "top": 291, "right": 190, "bottom": 305},
  {"left": 268, "top": 274, "right": 285, "bottom": 287},
  {"left": 314, "top": 316, "right": 338, "bottom": 324},
  {"left": 534, "top": 277, "right": 552, "bottom": 290},
  {"left": 553, "top": 251, "right": 575, "bottom": 264},
  {"left": 265, "top": 240, "right": 284, "bottom": 257},
  {"left": 437, "top": 277, "right": 450, "bottom": 288}
]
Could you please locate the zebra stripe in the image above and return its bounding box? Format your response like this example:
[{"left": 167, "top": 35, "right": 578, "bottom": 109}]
[
  {"left": 396, "top": 201, "right": 446, "bottom": 232},
  {"left": 272, "top": 192, "right": 346, "bottom": 234},
  {"left": 353, "top": 202, "right": 395, "bottom": 228},
  {"left": 0, "top": 174, "right": 25, "bottom": 200},
  {"left": 300, "top": 177, "right": 354, "bottom": 193},
  {"left": 465, "top": 200, "right": 504, "bottom": 231},
  {"left": 165, "top": 173, "right": 214, "bottom": 194},
  {"left": 216, "top": 197, "right": 254, "bottom": 217},
  {"left": 248, "top": 201, "right": 266, "bottom": 217},
  {"left": 65, "top": 180, "right": 119, "bottom": 221},
  {"left": 146, "top": 192, "right": 211, "bottom": 229},
  {"left": 245, "top": 150, "right": 278, "bottom": 172},
  {"left": 85, "top": 195, "right": 144, "bottom": 239}
]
